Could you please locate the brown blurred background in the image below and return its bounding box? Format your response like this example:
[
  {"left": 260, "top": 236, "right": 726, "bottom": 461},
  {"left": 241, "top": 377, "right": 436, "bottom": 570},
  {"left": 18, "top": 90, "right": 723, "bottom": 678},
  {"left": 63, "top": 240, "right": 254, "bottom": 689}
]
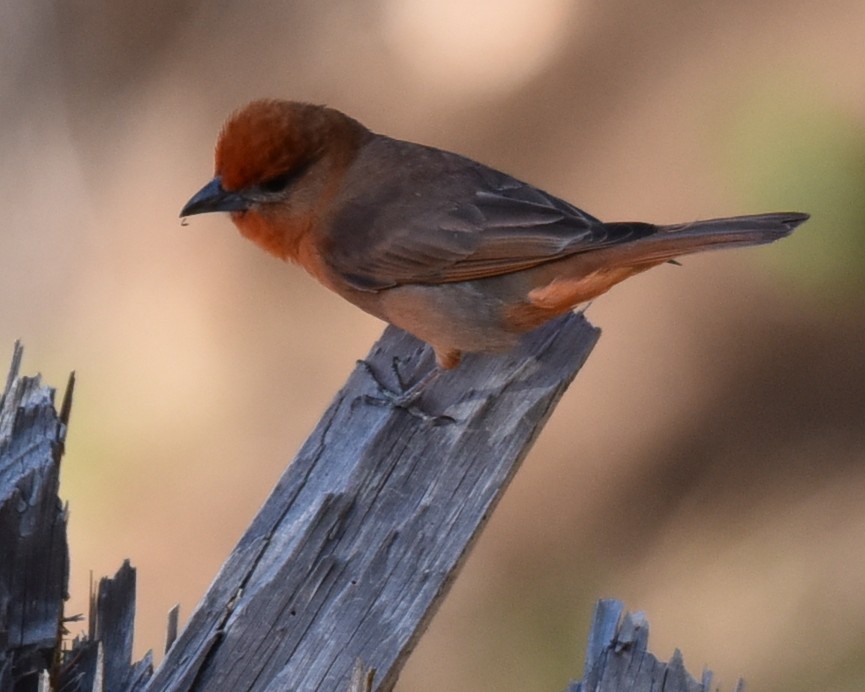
[{"left": 2, "top": 1, "right": 864, "bottom": 690}]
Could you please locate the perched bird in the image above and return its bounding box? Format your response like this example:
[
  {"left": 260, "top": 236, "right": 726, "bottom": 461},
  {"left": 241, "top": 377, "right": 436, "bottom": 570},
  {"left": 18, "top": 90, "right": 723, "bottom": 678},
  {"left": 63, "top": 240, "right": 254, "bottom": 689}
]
[{"left": 181, "top": 99, "right": 808, "bottom": 405}]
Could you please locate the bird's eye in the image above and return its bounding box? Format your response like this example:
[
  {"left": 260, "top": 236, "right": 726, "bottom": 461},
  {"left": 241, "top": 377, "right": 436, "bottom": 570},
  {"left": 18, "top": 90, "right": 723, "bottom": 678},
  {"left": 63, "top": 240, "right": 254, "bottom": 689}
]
[{"left": 260, "top": 172, "right": 293, "bottom": 194}]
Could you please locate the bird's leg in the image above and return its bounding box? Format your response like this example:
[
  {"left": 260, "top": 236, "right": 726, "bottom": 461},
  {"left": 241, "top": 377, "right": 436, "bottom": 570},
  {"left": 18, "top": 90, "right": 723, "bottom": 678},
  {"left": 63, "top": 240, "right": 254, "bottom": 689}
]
[
  {"left": 387, "top": 355, "right": 415, "bottom": 392},
  {"left": 356, "top": 358, "right": 454, "bottom": 424}
]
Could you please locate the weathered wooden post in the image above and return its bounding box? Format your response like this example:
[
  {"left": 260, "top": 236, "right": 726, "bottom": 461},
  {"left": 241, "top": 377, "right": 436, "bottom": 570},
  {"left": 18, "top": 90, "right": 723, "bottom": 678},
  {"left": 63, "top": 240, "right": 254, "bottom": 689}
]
[{"left": 1, "top": 321, "right": 733, "bottom": 691}]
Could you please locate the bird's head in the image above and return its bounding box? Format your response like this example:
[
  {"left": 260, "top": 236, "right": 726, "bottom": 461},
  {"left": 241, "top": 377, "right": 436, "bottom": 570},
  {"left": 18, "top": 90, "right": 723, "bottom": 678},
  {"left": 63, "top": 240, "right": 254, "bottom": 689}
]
[{"left": 180, "top": 99, "right": 369, "bottom": 259}]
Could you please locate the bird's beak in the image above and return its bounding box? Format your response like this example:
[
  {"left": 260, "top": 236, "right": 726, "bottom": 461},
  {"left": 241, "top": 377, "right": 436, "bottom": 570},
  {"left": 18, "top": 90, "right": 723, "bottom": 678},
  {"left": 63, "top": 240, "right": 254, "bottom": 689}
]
[{"left": 180, "top": 176, "right": 250, "bottom": 217}]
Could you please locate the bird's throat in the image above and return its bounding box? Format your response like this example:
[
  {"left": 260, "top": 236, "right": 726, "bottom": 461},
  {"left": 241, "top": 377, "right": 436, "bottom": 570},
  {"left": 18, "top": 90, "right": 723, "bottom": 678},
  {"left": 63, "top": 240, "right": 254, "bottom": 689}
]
[{"left": 232, "top": 210, "right": 310, "bottom": 263}]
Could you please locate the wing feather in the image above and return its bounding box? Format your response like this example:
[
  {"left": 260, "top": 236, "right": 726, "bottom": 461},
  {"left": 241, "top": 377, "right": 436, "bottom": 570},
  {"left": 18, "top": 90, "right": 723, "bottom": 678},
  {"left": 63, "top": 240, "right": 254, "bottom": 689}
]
[{"left": 323, "top": 138, "right": 653, "bottom": 290}]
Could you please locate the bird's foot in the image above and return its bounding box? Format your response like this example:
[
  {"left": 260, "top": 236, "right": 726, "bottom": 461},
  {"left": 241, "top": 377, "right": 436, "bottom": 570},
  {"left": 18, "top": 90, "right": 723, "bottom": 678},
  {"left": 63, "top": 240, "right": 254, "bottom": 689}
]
[{"left": 356, "top": 358, "right": 454, "bottom": 425}]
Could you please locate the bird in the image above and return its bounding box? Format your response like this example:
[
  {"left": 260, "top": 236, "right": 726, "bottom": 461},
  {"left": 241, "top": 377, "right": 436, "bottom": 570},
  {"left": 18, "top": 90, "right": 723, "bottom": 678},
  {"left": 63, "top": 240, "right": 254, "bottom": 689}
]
[{"left": 181, "top": 99, "right": 808, "bottom": 411}]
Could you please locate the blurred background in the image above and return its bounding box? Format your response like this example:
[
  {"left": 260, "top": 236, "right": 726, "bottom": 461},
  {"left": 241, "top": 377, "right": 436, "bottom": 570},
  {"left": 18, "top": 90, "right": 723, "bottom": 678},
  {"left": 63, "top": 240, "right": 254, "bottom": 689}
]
[{"left": 2, "top": 1, "right": 863, "bottom": 689}]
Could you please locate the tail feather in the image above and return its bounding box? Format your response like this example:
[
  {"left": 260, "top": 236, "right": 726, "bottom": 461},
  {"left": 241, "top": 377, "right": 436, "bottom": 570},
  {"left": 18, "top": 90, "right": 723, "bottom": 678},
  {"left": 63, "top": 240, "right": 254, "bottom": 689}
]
[{"left": 602, "top": 212, "right": 809, "bottom": 266}]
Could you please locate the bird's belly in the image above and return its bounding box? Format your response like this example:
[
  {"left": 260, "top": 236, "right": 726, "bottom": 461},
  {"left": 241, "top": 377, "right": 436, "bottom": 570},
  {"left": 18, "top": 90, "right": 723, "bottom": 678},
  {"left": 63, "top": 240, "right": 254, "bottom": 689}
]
[{"left": 352, "top": 281, "right": 523, "bottom": 357}]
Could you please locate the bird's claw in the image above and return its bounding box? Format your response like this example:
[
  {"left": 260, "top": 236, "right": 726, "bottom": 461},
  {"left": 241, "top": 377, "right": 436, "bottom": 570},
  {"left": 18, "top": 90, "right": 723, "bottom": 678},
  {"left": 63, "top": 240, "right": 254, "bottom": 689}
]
[
  {"left": 355, "top": 359, "right": 455, "bottom": 425},
  {"left": 364, "top": 355, "right": 415, "bottom": 393},
  {"left": 361, "top": 393, "right": 454, "bottom": 425}
]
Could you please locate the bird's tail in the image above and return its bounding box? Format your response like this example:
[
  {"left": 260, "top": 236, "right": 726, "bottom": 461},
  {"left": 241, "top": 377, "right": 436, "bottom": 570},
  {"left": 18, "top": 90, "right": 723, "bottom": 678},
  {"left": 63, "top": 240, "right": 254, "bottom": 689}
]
[{"left": 602, "top": 212, "right": 809, "bottom": 266}]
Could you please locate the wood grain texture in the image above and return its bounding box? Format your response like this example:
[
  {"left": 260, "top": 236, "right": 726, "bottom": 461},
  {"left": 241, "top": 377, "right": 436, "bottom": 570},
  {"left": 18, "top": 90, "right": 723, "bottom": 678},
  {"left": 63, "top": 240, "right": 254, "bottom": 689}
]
[
  {"left": 147, "top": 314, "right": 600, "bottom": 691},
  {"left": 0, "top": 343, "right": 70, "bottom": 690},
  {"left": 568, "top": 599, "right": 729, "bottom": 692},
  {"left": 60, "top": 561, "right": 154, "bottom": 691}
]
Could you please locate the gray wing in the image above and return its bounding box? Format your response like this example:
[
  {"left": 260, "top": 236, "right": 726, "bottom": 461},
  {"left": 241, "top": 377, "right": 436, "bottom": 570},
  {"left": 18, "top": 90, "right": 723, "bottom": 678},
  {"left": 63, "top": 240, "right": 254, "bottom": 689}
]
[{"left": 323, "top": 140, "right": 654, "bottom": 291}]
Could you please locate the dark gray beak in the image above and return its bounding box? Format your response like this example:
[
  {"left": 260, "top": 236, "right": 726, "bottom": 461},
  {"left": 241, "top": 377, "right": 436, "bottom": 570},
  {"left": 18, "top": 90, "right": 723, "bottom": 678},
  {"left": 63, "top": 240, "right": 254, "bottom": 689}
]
[{"left": 180, "top": 176, "right": 250, "bottom": 217}]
